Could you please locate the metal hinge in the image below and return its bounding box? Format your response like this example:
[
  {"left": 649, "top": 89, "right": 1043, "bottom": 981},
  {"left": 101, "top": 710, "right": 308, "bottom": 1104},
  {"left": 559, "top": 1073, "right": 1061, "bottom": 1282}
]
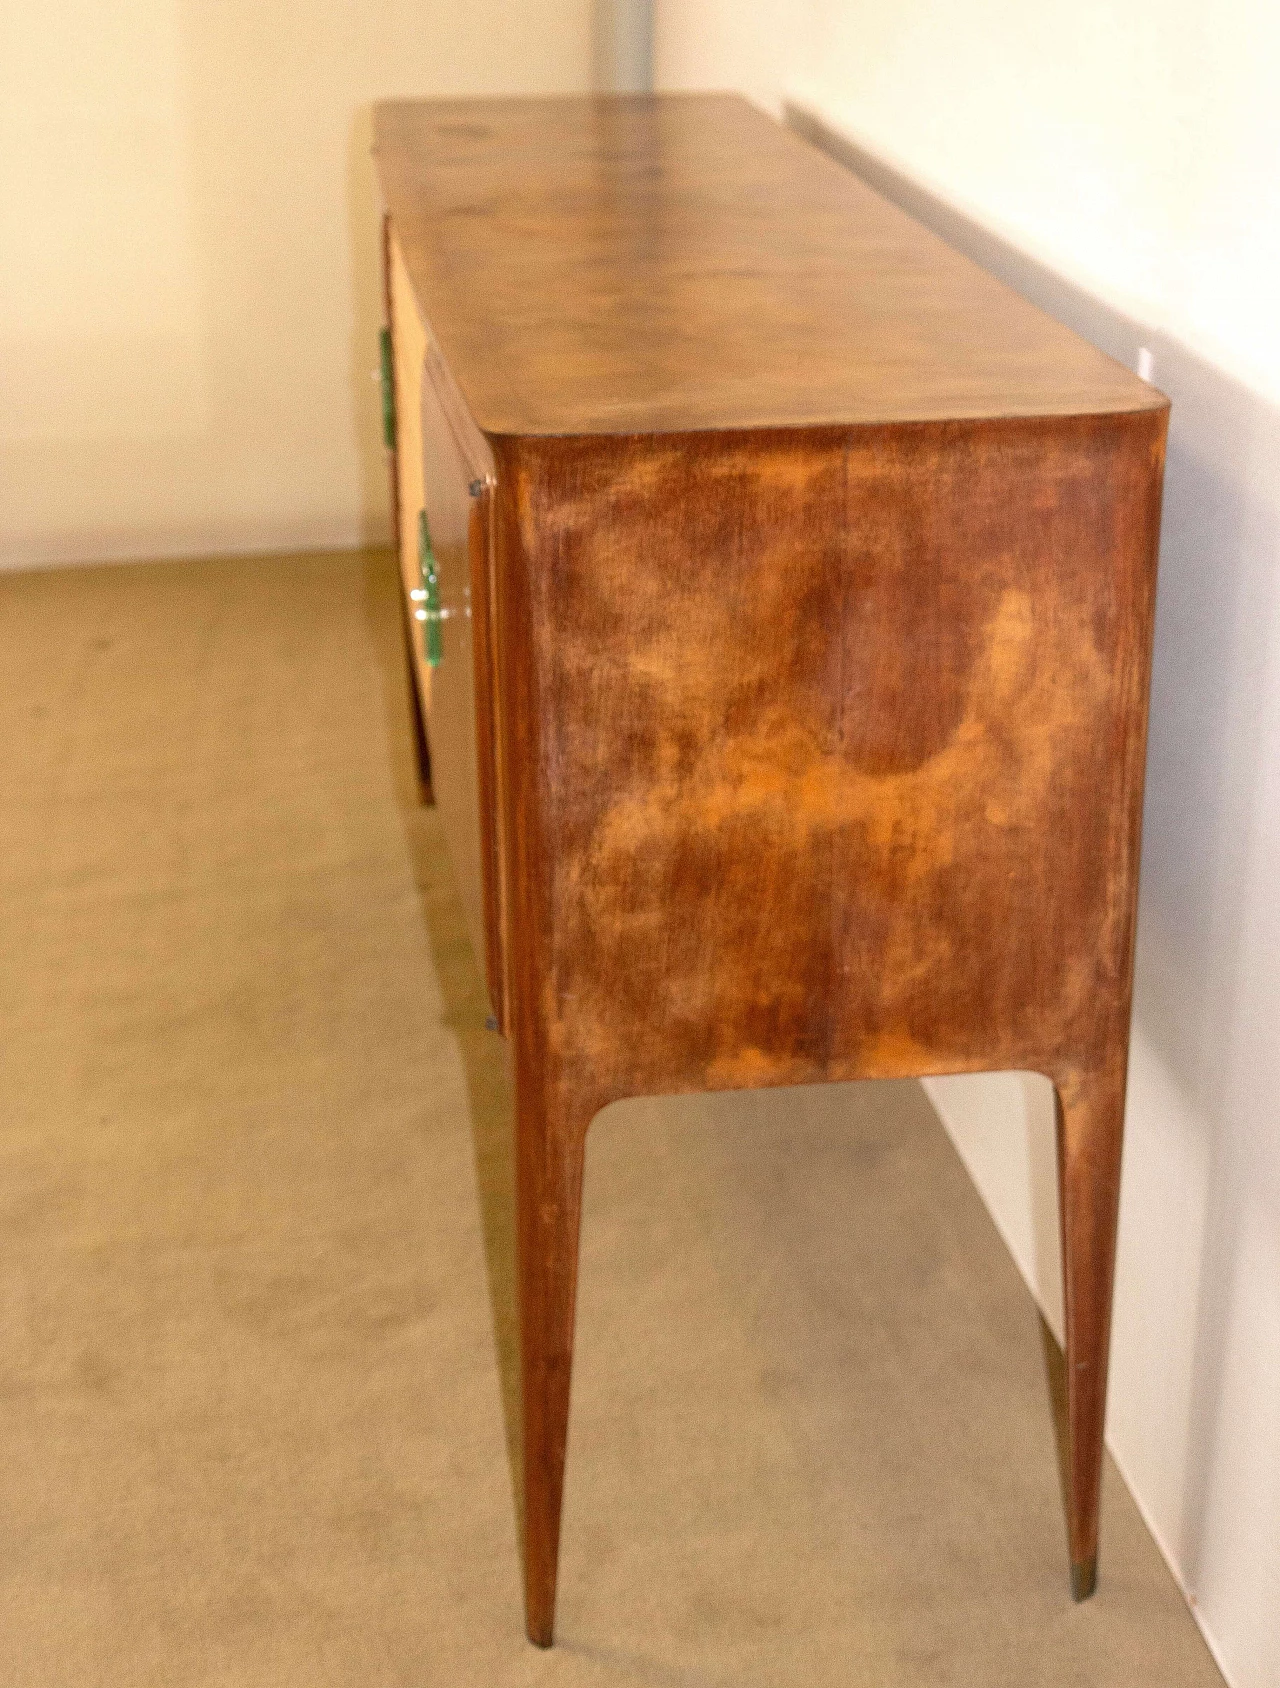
[{"left": 379, "top": 326, "right": 396, "bottom": 452}]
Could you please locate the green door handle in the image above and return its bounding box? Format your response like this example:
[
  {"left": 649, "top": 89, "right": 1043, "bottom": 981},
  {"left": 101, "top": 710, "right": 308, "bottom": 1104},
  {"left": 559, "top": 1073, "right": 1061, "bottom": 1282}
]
[
  {"left": 416, "top": 510, "right": 443, "bottom": 667},
  {"left": 379, "top": 327, "right": 396, "bottom": 452}
]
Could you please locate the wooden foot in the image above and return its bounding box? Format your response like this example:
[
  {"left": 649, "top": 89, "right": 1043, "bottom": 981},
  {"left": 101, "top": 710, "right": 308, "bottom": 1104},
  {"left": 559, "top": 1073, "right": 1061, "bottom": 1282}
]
[
  {"left": 1054, "top": 1064, "right": 1126, "bottom": 1602},
  {"left": 516, "top": 1076, "right": 594, "bottom": 1647},
  {"left": 1071, "top": 1554, "right": 1098, "bottom": 1602}
]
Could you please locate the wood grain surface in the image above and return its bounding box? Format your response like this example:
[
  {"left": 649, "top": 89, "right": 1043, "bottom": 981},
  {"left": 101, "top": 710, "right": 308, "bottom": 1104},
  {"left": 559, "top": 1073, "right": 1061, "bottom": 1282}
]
[
  {"left": 374, "top": 93, "right": 1165, "bottom": 437},
  {"left": 375, "top": 93, "right": 1170, "bottom": 1649}
]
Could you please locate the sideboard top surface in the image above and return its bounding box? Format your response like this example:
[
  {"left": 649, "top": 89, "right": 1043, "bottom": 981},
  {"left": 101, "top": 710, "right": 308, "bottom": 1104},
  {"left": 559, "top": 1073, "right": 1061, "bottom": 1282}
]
[{"left": 373, "top": 93, "right": 1165, "bottom": 439}]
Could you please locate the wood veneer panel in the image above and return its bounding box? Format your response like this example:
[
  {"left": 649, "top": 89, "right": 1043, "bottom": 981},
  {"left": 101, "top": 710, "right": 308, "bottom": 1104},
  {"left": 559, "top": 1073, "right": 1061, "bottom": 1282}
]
[{"left": 497, "top": 411, "right": 1164, "bottom": 1101}]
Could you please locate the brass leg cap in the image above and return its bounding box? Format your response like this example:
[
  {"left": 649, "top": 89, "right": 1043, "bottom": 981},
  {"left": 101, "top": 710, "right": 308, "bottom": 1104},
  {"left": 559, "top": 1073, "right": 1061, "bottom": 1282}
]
[{"left": 1071, "top": 1556, "right": 1098, "bottom": 1601}]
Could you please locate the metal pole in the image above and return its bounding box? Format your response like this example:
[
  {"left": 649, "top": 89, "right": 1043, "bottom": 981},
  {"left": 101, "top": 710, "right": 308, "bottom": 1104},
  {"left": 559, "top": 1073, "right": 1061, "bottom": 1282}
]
[{"left": 594, "top": 0, "right": 653, "bottom": 94}]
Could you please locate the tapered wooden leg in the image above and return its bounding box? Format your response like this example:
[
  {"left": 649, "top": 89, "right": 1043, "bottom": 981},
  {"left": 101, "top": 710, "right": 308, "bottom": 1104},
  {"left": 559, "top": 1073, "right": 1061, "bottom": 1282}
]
[
  {"left": 1053, "top": 1062, "right": 1127, "bottom": 1600},
  {"left": 516, "top": 1076, "right": 593, "bottom": 1647}
]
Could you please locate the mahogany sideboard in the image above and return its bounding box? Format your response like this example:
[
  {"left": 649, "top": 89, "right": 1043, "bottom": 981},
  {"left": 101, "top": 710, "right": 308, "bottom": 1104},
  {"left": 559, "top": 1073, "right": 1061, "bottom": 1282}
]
[{"left": 373, "top": 92, "right": 1168, "bottom": 1647}]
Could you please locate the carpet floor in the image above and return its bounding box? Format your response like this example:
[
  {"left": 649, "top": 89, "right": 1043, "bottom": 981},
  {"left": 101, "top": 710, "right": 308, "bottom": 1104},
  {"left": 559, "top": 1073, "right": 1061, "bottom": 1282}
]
[{"left": 0, "top": 549, "right": 1224, "bottom": 1686}]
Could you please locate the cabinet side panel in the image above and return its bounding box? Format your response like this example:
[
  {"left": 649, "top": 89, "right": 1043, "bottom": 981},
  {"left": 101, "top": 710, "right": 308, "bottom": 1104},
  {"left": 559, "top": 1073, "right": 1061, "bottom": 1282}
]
[{"left": 504, "top": 413, "right": 1166, "bottom": 1105}]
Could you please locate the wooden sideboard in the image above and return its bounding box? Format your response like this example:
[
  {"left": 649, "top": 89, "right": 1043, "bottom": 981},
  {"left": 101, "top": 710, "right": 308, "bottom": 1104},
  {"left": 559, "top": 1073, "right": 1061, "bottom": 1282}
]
[{"left": 373, "top": 93, "right": 1168, "bottom": 1648}]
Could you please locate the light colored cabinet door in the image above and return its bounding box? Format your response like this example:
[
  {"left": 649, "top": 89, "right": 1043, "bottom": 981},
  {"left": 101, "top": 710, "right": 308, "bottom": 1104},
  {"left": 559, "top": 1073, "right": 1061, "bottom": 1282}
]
[
  {"left": 415, "top": 351, "right": 489, "bottom": 989},
  {"left": 389, "top": 226, "right": 503, "bottom": 1017}
]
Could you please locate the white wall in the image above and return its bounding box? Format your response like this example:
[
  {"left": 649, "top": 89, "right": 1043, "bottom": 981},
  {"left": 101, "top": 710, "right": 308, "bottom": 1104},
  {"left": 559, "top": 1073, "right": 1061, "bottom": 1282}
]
[
  {"left": 656, "top": 7, "right": 1280, "bottom": 1687},
  {"left": 0, "top": 0, "right": 594, "bottom": 570}
]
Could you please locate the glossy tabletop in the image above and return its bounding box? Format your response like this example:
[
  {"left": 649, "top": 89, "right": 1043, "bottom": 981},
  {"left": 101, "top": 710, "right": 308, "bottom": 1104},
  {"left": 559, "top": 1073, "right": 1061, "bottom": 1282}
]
[{"left": 373, "top": 93, "right": 1164, "bottom": 438}]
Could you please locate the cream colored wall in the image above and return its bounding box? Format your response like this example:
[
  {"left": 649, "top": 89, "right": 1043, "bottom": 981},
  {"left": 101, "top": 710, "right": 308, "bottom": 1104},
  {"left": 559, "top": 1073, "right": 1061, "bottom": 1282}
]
[
  {"left": 0, "top": 0, "right": 594, "bottom": 569},
  {"left": 658, "top": 1, "right": 1280, "bottom": 403},
  {"left": 656, "top": 7, "right": 1280, "bottom": 1688}
]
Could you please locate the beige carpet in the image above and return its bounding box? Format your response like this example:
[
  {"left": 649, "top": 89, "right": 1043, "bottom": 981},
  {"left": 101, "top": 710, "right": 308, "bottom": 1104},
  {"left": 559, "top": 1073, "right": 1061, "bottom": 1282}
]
[{"left": 0, "top": 549, "right": 1223, "bottom": 1687}]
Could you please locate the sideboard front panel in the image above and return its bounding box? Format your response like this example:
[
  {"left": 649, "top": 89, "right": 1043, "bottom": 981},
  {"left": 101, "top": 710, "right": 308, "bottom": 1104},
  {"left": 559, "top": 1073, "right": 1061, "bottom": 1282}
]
[{"left": 389, "top": 225, "right": 498, "bottom": 1008}]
